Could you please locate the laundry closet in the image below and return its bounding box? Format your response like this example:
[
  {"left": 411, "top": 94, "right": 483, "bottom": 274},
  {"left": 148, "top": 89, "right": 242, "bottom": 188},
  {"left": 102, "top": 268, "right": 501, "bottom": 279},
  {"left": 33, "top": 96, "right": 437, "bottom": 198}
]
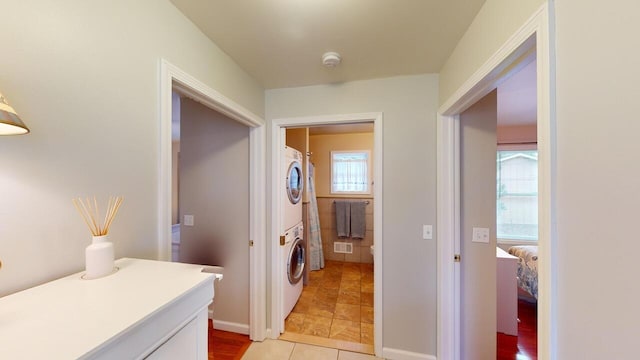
[{"left": 281, "top": 124, "right": 375, "bottom": 351}]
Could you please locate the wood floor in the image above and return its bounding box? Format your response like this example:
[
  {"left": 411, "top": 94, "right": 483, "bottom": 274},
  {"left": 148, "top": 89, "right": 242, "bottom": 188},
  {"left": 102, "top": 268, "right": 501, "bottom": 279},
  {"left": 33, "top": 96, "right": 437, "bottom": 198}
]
[
  {"left": 497, "top": 298, "right": 537, "bottom": 359},
  {"left": 208, "top": 320, "right": 252, "bottom": 360}
]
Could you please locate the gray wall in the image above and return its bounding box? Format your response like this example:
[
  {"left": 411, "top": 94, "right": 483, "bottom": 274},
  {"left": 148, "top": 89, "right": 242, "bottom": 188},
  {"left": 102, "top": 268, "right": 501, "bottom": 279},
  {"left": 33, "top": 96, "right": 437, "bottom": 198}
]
[
  {"left": 459, "top": 90, "right": 498, "bottom": 359},
  {"left": 179, "top": 98, "right": 250, "bottom": 327},
  {"left": 266, "top": 74, "right": 439, "bottom": 356}
]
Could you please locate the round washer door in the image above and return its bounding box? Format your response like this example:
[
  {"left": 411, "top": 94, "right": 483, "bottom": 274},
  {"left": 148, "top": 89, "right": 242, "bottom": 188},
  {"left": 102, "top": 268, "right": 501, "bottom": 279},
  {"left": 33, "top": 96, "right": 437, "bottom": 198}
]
[
  {"left": 286, "top": 161, "right": 304, "bottom": 204},
  {"left": 287, "top": 238, "right": 305, "bottom": 285}
]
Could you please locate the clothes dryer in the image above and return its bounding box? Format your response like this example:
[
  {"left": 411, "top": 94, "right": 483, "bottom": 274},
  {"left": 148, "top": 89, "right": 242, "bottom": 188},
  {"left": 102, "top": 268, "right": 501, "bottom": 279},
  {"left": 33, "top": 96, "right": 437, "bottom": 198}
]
[{"left": 282, "top": 146, "right": 304, "bottom": 233}]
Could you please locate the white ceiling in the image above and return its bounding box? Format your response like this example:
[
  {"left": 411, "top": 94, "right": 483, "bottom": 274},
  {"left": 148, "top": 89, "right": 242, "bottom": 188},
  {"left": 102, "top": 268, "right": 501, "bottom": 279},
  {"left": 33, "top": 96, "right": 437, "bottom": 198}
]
[
  {"left": 170, "top": 0, "right": 487, "bottom": 89},
  {"left": 497, "top": 59, "right": 537, "bottom": 126}
]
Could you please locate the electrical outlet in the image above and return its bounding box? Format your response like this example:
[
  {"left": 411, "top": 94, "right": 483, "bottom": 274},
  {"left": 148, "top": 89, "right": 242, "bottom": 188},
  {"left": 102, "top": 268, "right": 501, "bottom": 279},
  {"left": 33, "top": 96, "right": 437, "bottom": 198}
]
[
  {"left": 184, "top": 215, "right": 194, "bottom": 226},
  {"left": 472, "top": 227, "right": 490, "bottom": 243},
  {"left": 423, "top": 225, "right": 433, "bottom": 239}
]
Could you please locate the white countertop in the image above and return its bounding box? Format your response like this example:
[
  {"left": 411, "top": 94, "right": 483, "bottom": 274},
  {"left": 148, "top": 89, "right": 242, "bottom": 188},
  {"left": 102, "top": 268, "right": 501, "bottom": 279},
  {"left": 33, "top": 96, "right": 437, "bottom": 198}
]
[{"left": 0, "top": 258, "right": 214, "bottom": 359}]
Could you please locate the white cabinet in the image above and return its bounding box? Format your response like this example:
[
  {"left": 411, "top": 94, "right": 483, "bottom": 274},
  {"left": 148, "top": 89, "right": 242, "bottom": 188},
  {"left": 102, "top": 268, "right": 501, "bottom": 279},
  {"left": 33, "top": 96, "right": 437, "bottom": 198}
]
[
  {"left": 0, "top": 258, "right": 214, "bottom": 359},
  {"left": 496, "top": 247, "right": 518, "bottom": 336}
]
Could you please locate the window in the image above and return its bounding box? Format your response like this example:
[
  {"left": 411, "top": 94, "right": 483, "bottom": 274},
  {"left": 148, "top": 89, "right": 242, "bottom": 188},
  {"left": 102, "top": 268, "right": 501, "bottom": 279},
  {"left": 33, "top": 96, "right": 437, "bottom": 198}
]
[
  {"left": 497, "top": 149, "right": 538, "bottom": 241},
  {"left": 331, "top": 151, "right": 371, "bottom": 194}
]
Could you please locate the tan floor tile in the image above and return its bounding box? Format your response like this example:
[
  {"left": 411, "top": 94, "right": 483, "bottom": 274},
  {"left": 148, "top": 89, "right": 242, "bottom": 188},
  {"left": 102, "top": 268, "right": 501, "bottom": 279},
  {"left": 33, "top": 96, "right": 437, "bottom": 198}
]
[
  {"left": 361, "top": 273, "right": 374, "bottom": 284},
  {"left": 316, "top": 287, "right": 339, "bottom": 303},
  {"left": 340, "top": 280, "right": 361, "bottom": 292},
  {"left": 342, "top": 271, "right": 361, "bottom": 281},
  {"left": 310, "top": 270, "right": 325, "bottom": 281},
  {"left": 286, "top": 313, "right": 306, "bottom": 332},
  {"left": 324, "top": 260, "right": 344, "bottom": 269},
  {"left": 292, "top": 298, "right": 312, "bottom": 314},
  {"left": 290, "top": 343, "right": 339, "bottom": 360},
  {"left": 241, "top": 339, "right": 295, "bottom": 360},
  {"left": 308, "top": 299, "right": 336, "bottom": 319},
  {"left": 361, "top": 282, "right": 374, "bottom": 293},
  {"left": 360, "top": 263, "right": 374, "bottom": 273},
  {"left": 302, "top": 314, "right": 333, "bottom": 338},
  {"left": 337, "top": 289, "right": 360, "bottom": 305},
  {"left": 360, "top": 306, "right": 373, "bottom": 324},
  {"left": 321, "top": 276, "right": 342, "bottom": 289},
  {"left": 360, "top": 292, "right": 373, "bottom": 306},
  {"left": 343, "top": 262, "right": 361, "bottom": 272},
  {"left": 361, "top": 323, "right": 374, "bottom": 345},
  {"left": 301, "top": 289, "right": 317, "bottom": 302},
  {"left": 329, "top": 319, "right": 360, "bottom": 342},
  {"left": 334, "top": 303, "right": 361, "bottom": 322}
]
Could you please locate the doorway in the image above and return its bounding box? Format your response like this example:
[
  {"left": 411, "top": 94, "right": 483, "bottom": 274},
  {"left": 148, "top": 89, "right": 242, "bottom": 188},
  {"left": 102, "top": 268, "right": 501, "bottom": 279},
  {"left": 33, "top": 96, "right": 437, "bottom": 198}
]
[
  {"left": 436, "top": 3, "right": 555, "bottom": 359},
  {"left": 159, "top": 59, "right": 267, "bottom": 341},
  {"left": 279, "top": 124, "right": 375, "bottom": 354},
  {"left": 270, "top": 113, "right": 383, "bottom": 357}
]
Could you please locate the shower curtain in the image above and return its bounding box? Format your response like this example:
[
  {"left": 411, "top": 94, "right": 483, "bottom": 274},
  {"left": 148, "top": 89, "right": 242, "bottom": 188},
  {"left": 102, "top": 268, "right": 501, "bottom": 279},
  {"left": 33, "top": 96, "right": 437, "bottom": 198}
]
[{"left": 307, "top": 163, "right": 324, "bottom": 270}]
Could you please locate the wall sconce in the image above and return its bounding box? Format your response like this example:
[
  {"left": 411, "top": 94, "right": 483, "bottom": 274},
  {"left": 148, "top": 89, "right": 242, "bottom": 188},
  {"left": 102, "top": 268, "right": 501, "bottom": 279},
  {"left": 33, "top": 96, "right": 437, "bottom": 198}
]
[
  {"left": 0, "top": 92, "right": 30, "bottom": 135},
  {"left": 0, "top": 92, "right": 30, "bottom": 270}
]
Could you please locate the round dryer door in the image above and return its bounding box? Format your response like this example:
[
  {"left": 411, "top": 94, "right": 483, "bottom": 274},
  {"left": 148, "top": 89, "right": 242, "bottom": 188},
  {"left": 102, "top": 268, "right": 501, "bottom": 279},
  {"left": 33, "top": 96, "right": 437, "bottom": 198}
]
[
  {"left": 286, "top": 161, "right": 304, "bottom": 204},
  {"left": 287, "top": 238, "right": 305, "bottom": 285}
]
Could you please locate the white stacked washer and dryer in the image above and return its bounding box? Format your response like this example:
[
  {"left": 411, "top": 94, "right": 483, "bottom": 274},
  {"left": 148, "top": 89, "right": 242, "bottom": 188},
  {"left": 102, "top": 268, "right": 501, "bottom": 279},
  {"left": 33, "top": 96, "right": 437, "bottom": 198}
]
[{"left": 281, "top": 146, "right": 305, "bottom": 324}]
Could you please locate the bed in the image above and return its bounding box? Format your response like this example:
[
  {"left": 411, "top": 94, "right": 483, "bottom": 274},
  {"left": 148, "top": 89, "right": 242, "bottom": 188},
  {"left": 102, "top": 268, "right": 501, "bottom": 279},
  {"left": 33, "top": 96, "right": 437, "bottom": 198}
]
[{"left": 508, "top": 245, "right": 538, "bottom": 300}]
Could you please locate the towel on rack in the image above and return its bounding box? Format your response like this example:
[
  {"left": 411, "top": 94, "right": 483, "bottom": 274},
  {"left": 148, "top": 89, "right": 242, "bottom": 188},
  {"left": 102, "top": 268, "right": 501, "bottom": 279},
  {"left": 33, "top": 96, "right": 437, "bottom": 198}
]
[
  {"left": 350, "top": 200, "right": 367, "bottom": 239},
  {"left": 335, "top": 200, "right": 350, "bottom": 237}
]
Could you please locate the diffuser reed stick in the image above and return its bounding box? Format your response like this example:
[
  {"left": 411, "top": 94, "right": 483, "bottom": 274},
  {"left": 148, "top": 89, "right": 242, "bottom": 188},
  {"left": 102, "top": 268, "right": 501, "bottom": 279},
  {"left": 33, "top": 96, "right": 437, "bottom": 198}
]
[{"left": 73, "top": 196, "right": 123, "bottom": 236}]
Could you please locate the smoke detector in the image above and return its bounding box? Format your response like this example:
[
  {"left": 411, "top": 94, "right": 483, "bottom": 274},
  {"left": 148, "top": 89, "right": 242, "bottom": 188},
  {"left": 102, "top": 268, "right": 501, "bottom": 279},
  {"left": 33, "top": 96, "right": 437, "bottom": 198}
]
[{"left": 322, "top": 52, "right": 341, "bottom": 68}]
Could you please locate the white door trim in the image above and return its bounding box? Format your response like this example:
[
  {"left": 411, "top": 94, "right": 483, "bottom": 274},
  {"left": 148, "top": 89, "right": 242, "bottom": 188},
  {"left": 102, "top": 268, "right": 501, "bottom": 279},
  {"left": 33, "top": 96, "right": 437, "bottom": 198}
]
[
  {"left": 270, "top": 113, "right": 383, "bottom": 357},
  {"left": 436, "top": 3, "right": 556, "bottom": 360},
  {"left": 158, "top": 59, "right": 268, "bottom": 341}
]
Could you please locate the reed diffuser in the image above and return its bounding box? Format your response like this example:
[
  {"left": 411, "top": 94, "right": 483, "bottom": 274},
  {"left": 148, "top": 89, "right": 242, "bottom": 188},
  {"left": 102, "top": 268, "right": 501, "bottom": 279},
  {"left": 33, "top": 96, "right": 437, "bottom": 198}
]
[{"left": 73, "top": 196, "right": 123, "bottom": 279}]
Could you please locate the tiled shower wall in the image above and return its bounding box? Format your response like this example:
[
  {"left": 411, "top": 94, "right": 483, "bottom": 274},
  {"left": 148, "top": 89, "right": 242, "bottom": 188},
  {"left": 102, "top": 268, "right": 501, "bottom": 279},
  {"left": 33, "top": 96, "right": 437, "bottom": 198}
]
[{"left": 316, "top": 197, "right": 374, "bottom": 263}]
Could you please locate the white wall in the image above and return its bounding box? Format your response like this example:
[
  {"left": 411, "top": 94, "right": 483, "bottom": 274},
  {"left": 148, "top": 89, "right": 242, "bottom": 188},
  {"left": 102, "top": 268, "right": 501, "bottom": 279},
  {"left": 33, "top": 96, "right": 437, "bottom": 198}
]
[
  {"left": 555, "top": 1, "right": 640, "bottom": 358},
  {"left": 179, "top": 98, "right": 250, "bottom": 328},
  {"left": 0, "top": 0, "right": 263, "bottom": 296},
  {"left": 266, "top": 75, "right": 439, "bottom": 356},
  {"left": 439, "top": 0, "right": 545, "bottom": 105}
]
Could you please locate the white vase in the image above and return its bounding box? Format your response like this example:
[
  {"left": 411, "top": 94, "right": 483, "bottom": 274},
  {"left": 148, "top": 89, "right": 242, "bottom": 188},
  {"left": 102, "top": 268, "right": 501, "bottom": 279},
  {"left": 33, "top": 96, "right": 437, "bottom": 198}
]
[{"left": 85, "top": 235, "right": 114, "bottom": 279}]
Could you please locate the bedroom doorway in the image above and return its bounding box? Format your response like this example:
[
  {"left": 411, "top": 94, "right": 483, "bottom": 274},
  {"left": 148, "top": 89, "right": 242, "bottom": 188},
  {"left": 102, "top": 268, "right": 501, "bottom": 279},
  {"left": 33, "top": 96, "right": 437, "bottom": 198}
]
[{"left": 436, "top": 3, "right": 555, "bottom": 360}]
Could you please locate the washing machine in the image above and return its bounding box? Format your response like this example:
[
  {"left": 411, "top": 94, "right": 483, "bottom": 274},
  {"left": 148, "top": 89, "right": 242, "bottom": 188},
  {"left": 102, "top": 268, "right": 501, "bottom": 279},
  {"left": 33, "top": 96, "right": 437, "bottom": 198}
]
[
  {"left": 282, "top": 221, "right": 305, "bottom": 320},
  {"left": 282, "top": 146, "right": 304, "bottom": 233}
]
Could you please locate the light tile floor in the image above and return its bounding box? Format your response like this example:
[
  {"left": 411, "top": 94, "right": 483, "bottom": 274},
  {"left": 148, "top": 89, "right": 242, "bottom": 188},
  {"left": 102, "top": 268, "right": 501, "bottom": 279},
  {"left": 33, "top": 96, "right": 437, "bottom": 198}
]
[{"left": 241, "top": 339, "right": 384, "bottom": 360}]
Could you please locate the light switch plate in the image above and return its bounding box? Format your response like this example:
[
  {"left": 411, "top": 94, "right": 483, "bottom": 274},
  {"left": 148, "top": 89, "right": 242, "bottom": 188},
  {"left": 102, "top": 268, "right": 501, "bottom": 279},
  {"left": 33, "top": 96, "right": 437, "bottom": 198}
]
[
  {"left": 472, "top": 227, "right": 490, "bottom": 243},
  {"left": 184, "top": 215, "right": 194, "bottom": 226},
  {"left": 423, "top": 225, "right": 433, "bottom": 239}
]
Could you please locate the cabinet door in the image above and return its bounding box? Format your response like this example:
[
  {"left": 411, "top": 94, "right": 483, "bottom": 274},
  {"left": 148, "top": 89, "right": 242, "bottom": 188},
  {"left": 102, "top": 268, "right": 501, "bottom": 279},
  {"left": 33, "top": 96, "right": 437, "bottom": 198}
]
[{"left": 146, "top": 318, "right": 197, "bottom": 360}]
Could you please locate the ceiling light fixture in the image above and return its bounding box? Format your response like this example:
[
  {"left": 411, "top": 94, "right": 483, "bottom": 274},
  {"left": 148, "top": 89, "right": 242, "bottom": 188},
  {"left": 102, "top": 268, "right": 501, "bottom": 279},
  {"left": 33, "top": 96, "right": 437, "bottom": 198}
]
[{"left": 322, "top": 52, "right": 341, "bottom": 68}]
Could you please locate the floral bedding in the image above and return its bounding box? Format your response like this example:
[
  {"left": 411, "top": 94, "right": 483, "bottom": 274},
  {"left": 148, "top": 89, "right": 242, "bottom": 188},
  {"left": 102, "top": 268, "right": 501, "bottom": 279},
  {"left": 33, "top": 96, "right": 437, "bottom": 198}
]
[{"left": 508, "top": 245, "right": 538, "bottom": 299}]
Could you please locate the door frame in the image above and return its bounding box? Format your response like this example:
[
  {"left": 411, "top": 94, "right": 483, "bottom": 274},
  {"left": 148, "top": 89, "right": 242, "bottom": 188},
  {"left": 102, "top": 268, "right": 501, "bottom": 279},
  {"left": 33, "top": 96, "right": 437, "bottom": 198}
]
[
  {"left": 436, "top": 3, "right": 556, "bottom": 360},
  {"left": 270, "top": 112, "right": 383, "bottom": 356},
  {"left": 158, "top": 59, "right": 268, "bottom": 340}
]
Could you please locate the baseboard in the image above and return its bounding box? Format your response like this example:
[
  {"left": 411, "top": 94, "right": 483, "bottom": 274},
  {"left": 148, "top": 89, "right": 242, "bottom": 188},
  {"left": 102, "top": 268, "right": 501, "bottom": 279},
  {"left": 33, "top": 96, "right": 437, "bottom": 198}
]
[
  {"left": 382, "top": 347, "right": 436, "bottom": 360},
  {"left": 211, "top": 317, "right": 250, "bottom": 335}
]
